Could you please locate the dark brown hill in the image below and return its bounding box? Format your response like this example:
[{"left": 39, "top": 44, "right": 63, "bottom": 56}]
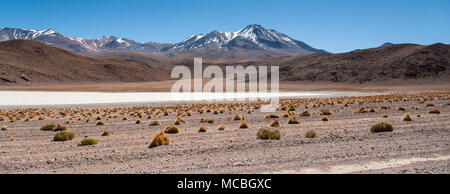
[
  {"left": 0, "top": 40, "right": 168, "bottom": 85},
  {"left": 230, "top": 43, "right": 450, "bottom": 84}
]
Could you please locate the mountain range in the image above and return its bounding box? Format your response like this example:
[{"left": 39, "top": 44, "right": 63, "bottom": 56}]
[
  {"left": 0, "top": 25, "right": 326, "bottom": 57},
  {"left": 0, "top": 39, "right": 448, "bottom": 86}
]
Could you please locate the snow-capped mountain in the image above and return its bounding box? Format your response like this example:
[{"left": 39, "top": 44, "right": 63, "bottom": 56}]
[
  {"left": 0, "top": 25, "right": 326, "bottom": 55},
  {"left": 169, "top": 24, "right": 326, "bottom": 53},
  {"left": 0, "top": 27, "right": 167, "bottom": 53}
]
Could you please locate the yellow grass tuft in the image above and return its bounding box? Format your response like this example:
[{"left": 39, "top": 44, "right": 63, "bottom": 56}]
[
  {"left": 321, "top": 116, "right": 329, "bottom": 121},
  {"left": 1, "top": 125, "right": 8, "bottom": 131},
  {"left": 136, "top": 118, "right": 142, "bottom": 124},
  {"left": 239, "top": 121, "right": 249, "bottom": 128},
  {"left": 96, "top": 120, "right": 105, "bottom": 126},
  {"left": 164, "top": 125, "right": 180, "bottom": 134},
  {"left": 428, "top": 109, "right": 441, "bottom": 114},
  {"left": 320, "top": 109, "right": 333, "bottom": 115},
  {"left": 282, "top": 112, "right": 290, "bottom": 117},
  {"left": 299, "top": 110, "right": 311, "bottom": 117},
  {"left": 354, "top": 107, "right": 369, "bottom": 113},
  {"left": 54, "top": 124, "right": 68, "bottom": 131},
  {"left": 101, "top": 130, "right": 114, "bottom": 136},
  {"left": 174, "top": 117, "right": 186, "bottom": 125},
  {"left": 233, "top": 115, "right": 245, "bottom": 120},
  {"left": 402, "top": 113, "right": 412, "bottom": 121},
  {"left": 270, "top": 120, "right": 280, "bottom": 127},
  {"left": 149, "top": 120, "right": 161, "bottom": 126},
  {"left": 265, "top": 114, "right": 280, "bottom": 119},
  {"left": 199, "top": 126, "right": 208, "bottom": 132},
  {"left": 149, "top": 131, "right": 170, "bottom": 148},
  {"left": 218, "top": 124, "right": 226, "bottom": 130},
  {"left": 288, "top": 117, "right": 300, "bottom": 124}
]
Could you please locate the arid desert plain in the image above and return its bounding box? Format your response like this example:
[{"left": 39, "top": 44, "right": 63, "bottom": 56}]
[{"left": 0, "top": 87, "right": 449, "bottom": 174}]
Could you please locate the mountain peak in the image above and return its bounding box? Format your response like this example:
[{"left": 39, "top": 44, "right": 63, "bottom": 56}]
[{"left": 170, "top": 24, "right": 326, "bottom": 54}]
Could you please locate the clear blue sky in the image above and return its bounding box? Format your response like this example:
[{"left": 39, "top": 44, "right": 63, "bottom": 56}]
[{"left": 1, "top": 0, "right": 449, "bottom": 53}]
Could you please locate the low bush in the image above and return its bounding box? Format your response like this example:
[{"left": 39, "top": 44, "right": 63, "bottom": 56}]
[
  {"left": 78, "top": 138, "right": 98, "bottom": 146},
  {"left": 305, "top": 130, "right": 317, "bottom": 138},
  {"left": 53, "top": 131, "right": 75, "bottom": 141},
  {"left": 321, "top": 116, "right": 329, "bottom": 121},
  {"left": 370, "top": 122, "right": 394, "bottom": 133},
  {"left": 1, "top": 125, "right": 8, "bottom": 131},
  {"left": 257, "top": 128, "right": 281, "bottom": 140},
  {"left": 40, "top": 124, "right": 57, "bottom": 131}
]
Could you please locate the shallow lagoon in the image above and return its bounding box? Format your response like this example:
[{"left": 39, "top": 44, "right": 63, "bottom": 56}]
[{"left": 0, "top": 91, "right": 379, "bottom": 106}]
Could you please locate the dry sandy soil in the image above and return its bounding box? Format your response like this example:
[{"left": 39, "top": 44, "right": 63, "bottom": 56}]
[{"left": 0, "top": 90, "right": 449, "bottom": 174}]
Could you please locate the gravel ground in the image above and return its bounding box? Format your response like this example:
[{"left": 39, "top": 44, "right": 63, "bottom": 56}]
[{"left": 0, "top": 92, "right": 449, "bottom": 174}]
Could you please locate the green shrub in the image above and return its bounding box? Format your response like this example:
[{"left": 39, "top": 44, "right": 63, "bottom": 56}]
[
  {"left": 40, "top": 124, "right": 57, "bottom": 131},
  {"left": 370, "top": 122, "right": 394, "bottom": 133},
  {"left": 305, "top": 130, "right": 317, "bottom": 138},
  {"left": 257, "top": 128, "right": 281, "bottom": 140},
  {"left": 53, "top": 131, "right": 75, "bottom": 141},
  {"left": 78, "top": 138, "right": 98, "bottom": 146}
]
